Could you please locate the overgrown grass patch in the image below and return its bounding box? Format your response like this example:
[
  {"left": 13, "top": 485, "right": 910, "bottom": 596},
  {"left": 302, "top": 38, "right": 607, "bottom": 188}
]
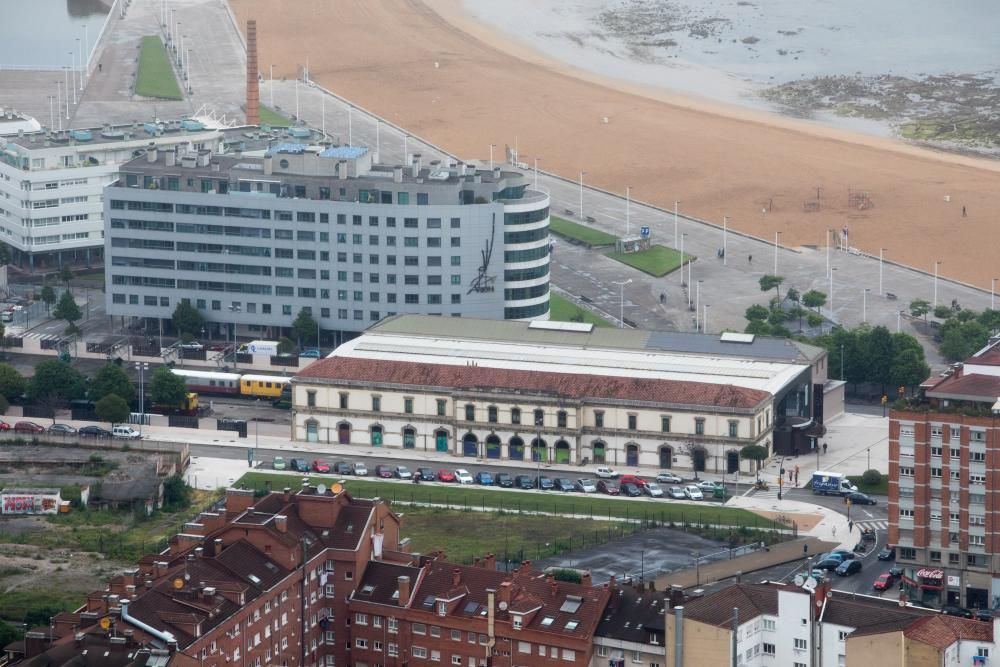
[
  {"left": 135, "top": 36, "right": 183, "bottom": 100},
  {"left": 260, "top": 105, "right": 292, "bottom": 127}
]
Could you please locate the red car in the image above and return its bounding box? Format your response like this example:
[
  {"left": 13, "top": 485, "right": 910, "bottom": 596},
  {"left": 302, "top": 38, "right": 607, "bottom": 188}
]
[
  {"left": 619, "top": 474, "right": 647, "bottom": 488},
  {"left": 873, "top": 572, "right": 895, "bottom": 591},
  {"left": 0, "top": 420, "right": 10, "bottom": 430},
  {"left": 312, "top": 459, "right": 331, "bottom": 473},
  {"left": 597, "top": 480, "right": 621, "bottom": 495},
  {"left": 437, "top": 469, "right": 456, "bottom": 483},
  {"left": 375, "top": 465, "right": 394, "bottom": 479},
  {"left": 14, "top": 421, "right": 44, "bottom": 433}
]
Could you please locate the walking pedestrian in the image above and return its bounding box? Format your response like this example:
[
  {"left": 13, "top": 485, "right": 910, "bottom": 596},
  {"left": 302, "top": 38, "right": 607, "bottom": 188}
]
[
  {"left": 794, "top": 471, "right": 798, "bottom": 485},
  {"left": 962, "top": 205, "right": 967, "bottom": 217},
  {"left": 98, "top": 63, "right": 102, "bottom": 73},
  {"left": 788, "top": 470, "right": 793, "bottom": 483},
  {"left": 832, "top": 526, "right": 837, "bottom": 538},
  {"left": 748, "top": 254, "right": 752, "bottom": 264},
  {"left": 822, "top": 442, "right": 828, "bottom": 454}
]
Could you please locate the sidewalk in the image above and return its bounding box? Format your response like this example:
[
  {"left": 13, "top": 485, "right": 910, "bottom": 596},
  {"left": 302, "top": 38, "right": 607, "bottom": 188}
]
[{"left": 654, "top": 536, "right": 837, "bottom": 590}]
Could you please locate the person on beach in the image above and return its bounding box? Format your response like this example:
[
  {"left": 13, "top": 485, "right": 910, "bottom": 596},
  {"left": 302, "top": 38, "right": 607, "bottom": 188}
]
[{"left": 962, "top": 205, "right": 967, "bottom": 217}]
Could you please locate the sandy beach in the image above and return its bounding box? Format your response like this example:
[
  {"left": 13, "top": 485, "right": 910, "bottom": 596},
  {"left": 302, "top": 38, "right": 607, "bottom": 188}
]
[{"left": 230, "top": 0, "right": 1000, "bottom": 289}]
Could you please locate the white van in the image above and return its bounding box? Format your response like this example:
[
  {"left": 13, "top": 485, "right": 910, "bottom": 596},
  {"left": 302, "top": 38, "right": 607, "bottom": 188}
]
[
  {"left": 594, "top": 466, "right": 619, "bottom": 479},
  {"left": 112, "top": 425, "right": 141, "bottom": 439}
]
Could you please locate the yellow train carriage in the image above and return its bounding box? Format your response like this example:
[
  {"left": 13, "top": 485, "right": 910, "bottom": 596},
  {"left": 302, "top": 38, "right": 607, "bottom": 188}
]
[{"left": 239, "top": 374, "right": 292, "bottom": 398}]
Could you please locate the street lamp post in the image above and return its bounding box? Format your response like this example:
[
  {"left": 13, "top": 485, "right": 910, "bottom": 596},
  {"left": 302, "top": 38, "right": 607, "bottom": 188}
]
[
  {"left": 703, "top": 304, "right": 710, "bottom": 334},
  {"left": 579, "top": 171, "right": 586, "bottom": 220},
  {"left": 933, "top": 261, "right": 941, "bottom": 307},
  {"left": 674, "top": 201, "right": 680, "bottom": 249},
  {"left": 625, "top": 185, "right": 631, "bottom": 236},
  {"left": 879, "top": 248, "right": 886, "bottom": 295},
  {"left": 826, "top": 228, "right": 833, "bottom": 277},
  {"left": 897, "top": 310, "right": 902, "bottom": 333},
  {"left": 688, "top": 244, "right": 693, "bottom": 307},
  {"left": 533, "top": 157, "right": 539, "bottom": 189},
  {"left": 840, "top": 343, "right": 845, "bottom": 381},
  {"left": 612, "top": 279, "right": 632, "bottom": 329},
  {"left": 77, "top": 38, "right": 82, "bottom": 90},
  {"left": 695, "top": 280, "right": 702, "bottom": 329},
  {"left": 773, "top": 231, "right": 781, "bottom": 275},
  {"left": 829, "top": 267, "right": 837, "bottom": 320},
  {"left": 134, "top": 362, "right": 149, "bottom": 437},
  {"left": 489, "top": 144, "right": 495, "bottom": 172},
  {"left": 679, "top": 233, "right": 687, "bottom": 286},
  {"left": 992, "top": 278, "right": 997, "bottom": 312},
  {"left": 228, "top": 304, "right": 241, "bottom": 369},
  {"left": 863, "top": 288, "right": 870, "bottom": 323}
]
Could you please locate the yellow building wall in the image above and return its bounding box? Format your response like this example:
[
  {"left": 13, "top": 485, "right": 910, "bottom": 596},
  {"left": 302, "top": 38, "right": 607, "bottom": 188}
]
[{"left": 664, "top": 616, "right": 730, "bottom": 666}]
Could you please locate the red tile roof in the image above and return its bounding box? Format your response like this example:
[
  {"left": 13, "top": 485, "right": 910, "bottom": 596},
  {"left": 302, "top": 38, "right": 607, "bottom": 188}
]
[
  {"left": 925, "top": 372, "right": 1000, "bottom": 401},
  {"left": 674, "top": 583, "right": 785, "bottom": 627},
  {"left": 904, "top": 614, "right": 993, "bottom": 649},
  {"left": 296, "top": 357, "right": 769, "bottom": 409}
]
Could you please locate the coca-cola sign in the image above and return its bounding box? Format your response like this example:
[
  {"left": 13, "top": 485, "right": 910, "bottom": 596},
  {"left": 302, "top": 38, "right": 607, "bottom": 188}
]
[{"left": 916, "top": 568, "right": 944, "bottom": 579}]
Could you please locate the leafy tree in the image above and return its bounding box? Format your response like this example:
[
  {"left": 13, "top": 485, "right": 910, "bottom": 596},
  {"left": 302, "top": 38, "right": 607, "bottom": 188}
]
[
  {"left": 759, "top": 275, "right": 784, "bottom": 300},
  {"left": 806, "top": 312, "right": 824, "bottom": 330},
  {"left": 171, "top": 299, "right": 205, "bottom": 339},
  {"left": 24, "top": 607, "right": 68, "bottom": 631},
  {"left": 889, "top": 348, "right": 930, "bottom": 390},
  {"left": 550, "top": 568, "right": 583, "bottom": 584},
  {"left": 277, "top": 336, "right": 295, "bottom": 354},
  {"left": 94, "top": 394, "right": 130, "bottom": 425},
  {"left": 27, "top": 359, "right": 86, "bottom": 420},
  {"left": 163, "top": 475, "right": 193, "bottom": 512},
  {"left": 0, "top": 363, "right": 26, "bottom": 401},
  {"left": 788, "top": 305, "right": 807, "bottom": 331},
  {"left": 865, "top": 326, "right": 894, "bottom": 391},
  {"left": 40, "top": 284, "right": 56, "bottom": 314},
  {"left": 745, "top": 304, "right": 769, "bottom": 322},
  {"left": 933, "top": 305, "right": 954, "bottom": 320},
  {"left": 769, "top": 324, "right": 793, "bottom": 339},
  {"left": 291, "top": 308, "right": 319, "bottom": 347},
  {"left": 956, "top": 309, "right": 977, "bottom": 323},
  {"left": 767, "top": 308, "right": 787, "bottom": 327},
  {"left": 861, "top": 469, "right": 882, "bottom": 486},
  {"left": 744, "top": 320, "right": 772, "bottom": 336},
  {"left": 740, "top": 444, "right": 769, "bottom": 473},
  {"left": 978, "top": 309, "right": 1000, "bottom": 331},
  {"left": 51, "top": 290, "right": 82, "bottom": 333},
  {"left": 150, "top": 367, "right": 185, "bottom": 406},
  {"left": 59, "top": 265, "right": 74, "bottom": 285},
  {"left": 939, "top": 319, "right": 989, "bottom": 362},
  {"left": 802, "top": 290, "right": 827, "bottom": 312},
  {"left": 786, "top": 287, "right": 800, "bottom": 303},
  {"left": 0, "top": 620, "right": 21, "bottom": 649},
  {"left": 89, "top": 363, "right": 135, "bottom": 403},
  {"left": 909, "top": 299, "right": 931, "bottom": 322}
]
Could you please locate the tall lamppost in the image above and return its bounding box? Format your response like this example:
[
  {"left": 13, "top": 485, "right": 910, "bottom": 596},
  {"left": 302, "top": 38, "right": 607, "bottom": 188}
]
[
  {"left": 579, "top": 171, "right": 586, "bottom": 220},
  {"left": 674, "top": 200, "right": 680, "bottom": 248},
  {"left": 228, "top": 304, "right": 241, "bottom": 370},
  {"left": 879, "top": 248, "right": 886, "bottom": 295},
  {"left": 773, "top": 231, "right": 781, "bottom": 275},
  {"left": 863, "top": 288, "right": 870, "bottom": 324},
  {"left": 933, "top": 261, "right": 941, "bottom": 307},
  {"left": 625, "top": 185, "right": 631, "bottom": 236},
  {"left": 896, "top": 310, "right": 902, "bottom": 333},
  {"left": 679, "top": 233, "right": 687, "bottom": 286},
  {"left": 829, "top": 267, "right": 837, "bottom": 321},
  {"left": 489, "top": 144, "right": 495, "bottom": 172},
  {"left": 703, "top": 304, "right": 711, "bottom": 335},
  {"left": 134, "top": 362, "right": 149, "bottom": 436},
  {"left": 611, "top": 279, "right": 632, "bottom": 329},
  {"left": 695, "top": 280, "right": 702, "bottom": 329},
  {"left": 533, "top": 157, "right": 539, "bottom": 189}
]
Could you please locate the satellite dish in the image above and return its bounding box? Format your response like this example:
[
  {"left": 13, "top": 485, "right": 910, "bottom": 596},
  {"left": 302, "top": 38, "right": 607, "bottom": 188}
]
[
  {"left": 331, "top": 483, "right": 343, "bottom": 494},
  {"left": 498, "top": 601, "right": 508, "bottom": 611},
  {"left": 802, "top": 577, "right": 817, "bottom": 592},
  {"left": 793, "top": 575, "right": 804, "bottom": 587},
  {"left": 316, "top": 484, "right": 327, "bottom": 496},
  {"left": 173, "top": 578, "right": 184, "bottom": 589}
]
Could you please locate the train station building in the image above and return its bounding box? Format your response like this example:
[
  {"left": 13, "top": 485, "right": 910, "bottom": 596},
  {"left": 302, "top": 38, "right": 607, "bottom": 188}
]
[{"left": 291, "top": 315, "right": 831, "bottom": 474}]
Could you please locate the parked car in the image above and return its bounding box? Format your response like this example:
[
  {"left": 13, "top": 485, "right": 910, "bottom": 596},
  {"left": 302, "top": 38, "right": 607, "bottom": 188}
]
[
  {"left": 846, "top": 492, "right": 877, "bottom": 506},
  {"left": 696, "top": 480, "right": 722, "bottom": 493},
  {"left": 975, "top": 609, "right": 994, "bottom": 622},
  {"left": 655, "top": 472, "right": 683, "bottom": 484},
  {"left": 835, "top": 560, "right": 863, "bottom": 576},
  {"left": 352, "top": 462, "right": 368, "bottom": 476},
  {"left": 299, "top": 348, "right": 321, "bottom": 358},
  {"left": 621, "top": 483, "right": 642, "bottom": 497},
  {"left": 873, "top": 573, "right": 895, "bottom": 591},
  {"left": 514, "top": 475, "right": 535, "bottom": 490},
  {"left": 575, "top": 479, "right": 597, "bottom": 493},
  {"left": 112, "top": 425, "right": 141, "bottom": 439},
  {"left": 47, "top": 423, "right": 76, "bottom": 435},
  {"left": 683, "top": 485, "right": 703, "bottom": 500},
  {"left": 313, "top": 459, "right": 331, "bottom": 473},
  {"left": 536, "top": 476, "right": 554, "bottom": 491},
  {"left": 830, "top": 549, "right": 855, "bottom": 561},
  {"left": 333, "top": 461, "right": 353, "bottom": 475},
  {"left": 454, "top": 469, "right": 474, "bottom": 485},
  {"left": 553, "top": 478, "right": 575, "bottom": 492},
  {"left": 877, "top": 546, "right": 896, "bottom": 561},
  {"left": 619, "top": 474, "right": 647, "bottom": 488},
  {"left": 179, "top": 341, "right": 204, "bottom": 351},
  {"left": 668, "top": 486, "right": 687, "bottom": 500},
  {"left": 0, "top": 419, "right": 10, "bottom": 431},
  {"left": 889, "top": 565, "right": 904, "bottom": 578},
  {"left": 474, "top": 471, "right": 494, "bottom": 485},
  {"left": 272, "top": 456, "right": 287, "bottom": 471},
  {"left": 14, "top": 421, "right": 45, "bottom": 433},
  {"left": 416, "top": 467, "right": 436, "bottom": 481},
  {"left": 643, "top": 482, "right": 665, "bottom": 498},
  {"left": 594, "top": 466, "right": 619, "bottom": 479},
  {"left": 289, "top": 458, "right": 310, "bottom": 472},
  {"left": 597, "top": 480, "right": 620, "bottom": 495},
  {"left": 78, "top": 425, "right": 112, "bottom": 438},
  {"left": 941, "top": 606, "right": 973, "bottom": 619},
  {"left": 495, "top": 472, "right": 514, "bottom": 488},
  {"left": 394, "top": 466, "right": 413, "bottom": 480},
  {"left": 375, "top": 464, "right": 394, "bottom": 478},
  {"left": 438, "top": 470, "right": 457, "bottom": 483},
  {"left": 815, "top": 558, "right": 843, "bottom": 572}
]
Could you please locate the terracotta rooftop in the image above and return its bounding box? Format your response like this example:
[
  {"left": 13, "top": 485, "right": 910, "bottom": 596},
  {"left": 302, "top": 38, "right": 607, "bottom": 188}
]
[
  {"left": 352, "top": 560, "right": 424, "bottom": 607},
  {"left": 924, "top": 372, "right": 1000, "bottom": 402},
  {"left": 296, "top": 357, "right": 770, "bottom": 410},
  {"left": 822, "top": 592, "right": 934, "bottom": 635},
  {"left": 672, "top": 583, "right": 785, "bottom": 627},
  {"left": 903, "top": 614, "right": 993, "bottom": 649}
]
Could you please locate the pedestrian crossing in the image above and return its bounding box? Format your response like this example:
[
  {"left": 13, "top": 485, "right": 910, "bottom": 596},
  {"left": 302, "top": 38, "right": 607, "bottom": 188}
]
[{"left": 853, "top": 520, "right": 888, "bottom": 531}]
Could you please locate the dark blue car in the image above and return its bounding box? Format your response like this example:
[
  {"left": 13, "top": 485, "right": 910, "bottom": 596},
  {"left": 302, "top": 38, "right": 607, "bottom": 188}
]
[{"left": 475, "top": 471, "right": 494, "bottom": 485}]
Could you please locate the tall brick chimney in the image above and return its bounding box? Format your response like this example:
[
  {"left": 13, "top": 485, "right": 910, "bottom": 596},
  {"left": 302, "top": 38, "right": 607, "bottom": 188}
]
[
  {"left": 245, "top": 19, "right": 260, "bottom": 126},
  {"left": 397, "top": 576, "right": 411, "bottom": 607}
]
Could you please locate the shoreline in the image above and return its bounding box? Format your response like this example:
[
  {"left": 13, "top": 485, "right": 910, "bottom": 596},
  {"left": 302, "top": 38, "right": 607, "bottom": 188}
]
[{"left": 428, "top": 0, "right": 1000, "bottom": 174}]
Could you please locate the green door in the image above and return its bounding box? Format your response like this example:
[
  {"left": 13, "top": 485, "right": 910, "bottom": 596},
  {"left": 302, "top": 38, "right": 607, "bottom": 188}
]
[
  {"left": 436, "top": 432, "right": 448, "bottom": 452},
  {"left": 555, "top": 444, "right": 570, "bottom": 464}
]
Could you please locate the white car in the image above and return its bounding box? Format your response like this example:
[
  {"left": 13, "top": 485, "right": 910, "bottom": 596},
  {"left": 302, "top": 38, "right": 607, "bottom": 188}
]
[
  {"left": 656, "top": 472, "right": 683, "bottom": 484},
  {"left": 683, "top": 485, "right": 704, "bottom": 500},
  {"left": 668, "top": 486, "right": 686, "bottom": 499},
  {"left": 112, "top": 425, "right": 141, "bottom": 440},
  {"left": 575, "top": 478, "right": 597, "bottom": 493},
  {"left": 454, "top": 469, "right": 474, "bottom": 485},
  {"left": 643, "top": 482, "right": 664, "bottom": 498},
  {"left": 594, "top": 466, "right": 619, "bottom": 479}
]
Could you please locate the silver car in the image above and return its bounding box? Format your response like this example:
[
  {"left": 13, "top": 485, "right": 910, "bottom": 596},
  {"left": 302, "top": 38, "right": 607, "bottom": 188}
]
[
  {"left": 656, "top": 472, "right": 683, "bottom": 484},
  {"left": 667, "top": 486, "right": 686, "bottom": 500},
  {"left": 574, "top": 478, "right": 597, "bottom": 493},
  {"left": 643, "top": 482, "right": 664, "bottom": 498},
  {"left": 352, "top": 462, "right": 368, "bottom": 476}
]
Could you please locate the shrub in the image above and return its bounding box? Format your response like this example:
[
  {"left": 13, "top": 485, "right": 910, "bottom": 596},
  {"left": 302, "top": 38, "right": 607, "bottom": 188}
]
[
  {"left": 549, "top": 568, "right": 582, "bottom": 584},
  {"left": 861, "top": 469, "right": 882, "bottom": 486}
]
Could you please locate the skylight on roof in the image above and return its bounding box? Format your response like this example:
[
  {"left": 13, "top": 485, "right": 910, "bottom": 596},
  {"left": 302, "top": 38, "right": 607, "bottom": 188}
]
[
  {"left": 247, "top": 574, "right": 261, "bottom": 585},
  {"left": 422, "top": 594, "right": 436, "bottom": 608},
  {"left": 559, "top": 595, "right": 583, "bottom": 613},
  {"left": 565, "top": 620, "right": 579, "bottom": 631},
  {"left": 540, "top": 616, "right": 555, "bottom": 627},
  {"left": 361, "top": 584, "right": 375, "bottom": 595},
  {"left": 463, "top": 601, "right": 479, "bottom": 615}
]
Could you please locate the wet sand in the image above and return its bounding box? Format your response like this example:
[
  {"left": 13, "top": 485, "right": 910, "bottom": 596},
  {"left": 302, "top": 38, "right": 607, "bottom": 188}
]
[{"left": 230, "top": 0, "right": 1000, "bottom": 289}]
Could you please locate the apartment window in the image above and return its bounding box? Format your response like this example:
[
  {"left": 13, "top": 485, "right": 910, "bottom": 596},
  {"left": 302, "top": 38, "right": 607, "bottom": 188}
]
[
  {"left": 899, "top": 547, "right": 916, "bottom": 560},
  {"left": 970, "top": 535, "right": 985, "bottom": 546},
  {"left": 794, "top": 638, "right": 807, "bottom": 650},
  {"left": 307, "top": 391, "right": 317, "bottom": 408},
  {"left": 971, "top": 430, "right": 985, "bottom": 441},
  {"left": 388, "top": 618, "right": 398, "bottom": 634},
  {"left": 970, "top": 474, "right": 986, "bottom": 484},
  {"left": 404, "top": 397, "right": 414, "bottom": 414},
  {"left": 511, "top": 408, "right": 521, "bottom": 425},
  {"left": 930, "top": 467, "right": 942, "bottom": 478},
  {"left": 978, "top": 649, "right": 990, "bottom": 658},
  {"left": 430, "top": 626, "right": 441, "bottom": 638},
  {"left": 437, "top": 399, "right": 447, "bottom": 417},
  {"left": 355, "top": 639, "right": 368, "bottom": 649},
  {"left": 534, "top": 409, "right": 544, "bottom": 426},
  {"left": 728, "top": 421, "right": 739, "bottom": 438},
  {"left": 950, "top": 426, "right": 961, "bottom": 439},
  {"left": 899, "top": 466, "right": 914, "bottom": 477},
  {"left": 763, "top": 644, "right": 775, "bottom": 655},
  {"left": 951, "top": 447, "right": 961, "bottom": 458},
  {"left": 355, "top": 613, "right": 368, "bottom": 626},
  {"left": 413, "top": 647, "right": 428, "bottom": 659},
  {"left": 595, "top": 411, "right": 605, "bottom": 428},
  {"left": 372, "top": 395, "right": 381, "bottom": 412},
  {"left": 930, "top": 550, "right": 941, "bottom": 562},
  {"left": 970, "top": 515, "right": 985, "bottom": 525},
  {"left": 431, "top": 651, "right": 441, "bottom": 662},
  {"left": 488, "top": 406, "right": 498, "bottom": 423},
  {"left": 451, "top": 657, "right": 462, "bottom": 666},
  {"left": 464, "top": 404, "right": 475, "bottom": 421},
  {"left": 627, "top": 414, "right": 637, "bottom": 430},
  {"left": 899, "top": 509, "right": 914, "bottom": 518},
  {"left": 931, "top": 446, "right": 943, "bottom": 457},
  {"left": 339, "top": 393, "right": 349, "bottom": 409},
  {"left": 557, "top": 410, "right": 567, "bottom": 428},
  {"left": 695, "top": 418, "right": 705, "bottom": 435},
  {"left": 950, "top": 553, "right": 961, "bottom": 565},
  {"left": 763, "top": 619, "right": 776, "bottom": 631},
  {"left": 661, "top": 416, "right": 671, "bottom": 432}
]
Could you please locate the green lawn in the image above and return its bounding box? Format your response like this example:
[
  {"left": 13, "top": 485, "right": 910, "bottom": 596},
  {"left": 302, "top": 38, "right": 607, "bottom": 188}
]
[
  {"left": 236, "top": 472, "right": 774, "bottom": 528},
  {"left": 259, "top": 105, "right": 292, "bottom": 127},
  {"left": 608, "top": 245, "right": 692, "bottom": 277},
  {"left": 549, "top": 293, "right": 614, "bottom": 328},
  {"left": 549, "top": 216, "right": 618, "bottom": 247},
  {"left": 847, "top": 474, "right": 889, "bottom": 496},
  {"left": 135, "top": 36, "right": 183, "bottom": 100}
]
